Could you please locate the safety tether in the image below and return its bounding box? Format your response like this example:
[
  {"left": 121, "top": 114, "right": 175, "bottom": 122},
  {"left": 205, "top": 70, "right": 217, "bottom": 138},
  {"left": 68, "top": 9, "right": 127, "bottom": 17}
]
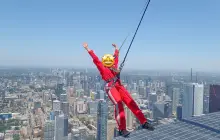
[
  {"left": 119, "top": 0, "right": 151, "bottom": 72},
  {"left": 119, "top": 34, "right": 130, "bottom": 52}
]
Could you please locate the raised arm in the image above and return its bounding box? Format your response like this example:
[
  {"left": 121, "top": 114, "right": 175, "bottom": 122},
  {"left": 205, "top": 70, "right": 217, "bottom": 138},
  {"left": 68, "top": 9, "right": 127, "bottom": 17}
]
[
  {"left": 83, "top": 43, "right": 105, "bottom": 72},
  {"left": 112, "top": 44, "right": 119, "bottom": 68}
]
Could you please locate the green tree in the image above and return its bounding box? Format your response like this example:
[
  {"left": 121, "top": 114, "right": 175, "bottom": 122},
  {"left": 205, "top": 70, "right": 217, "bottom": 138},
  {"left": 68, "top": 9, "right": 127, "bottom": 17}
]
[{"left": 13, "top": 134, "right": 20, "bottom": 140}]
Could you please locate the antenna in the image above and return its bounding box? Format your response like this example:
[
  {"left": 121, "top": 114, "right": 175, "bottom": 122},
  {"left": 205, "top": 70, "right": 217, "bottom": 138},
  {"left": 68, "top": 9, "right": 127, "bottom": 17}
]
[
  {"left": 196, "top": 72, "right": 198, "bottom": 83},
  {"left": 191, "top": 68, "right": 193, "bottom": 82}
]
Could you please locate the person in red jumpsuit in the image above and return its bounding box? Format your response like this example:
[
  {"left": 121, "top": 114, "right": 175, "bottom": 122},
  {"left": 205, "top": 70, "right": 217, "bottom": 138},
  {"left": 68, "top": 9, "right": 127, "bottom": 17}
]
[{"left": 82, "top": 42, "right": 154, "bottom": 137}]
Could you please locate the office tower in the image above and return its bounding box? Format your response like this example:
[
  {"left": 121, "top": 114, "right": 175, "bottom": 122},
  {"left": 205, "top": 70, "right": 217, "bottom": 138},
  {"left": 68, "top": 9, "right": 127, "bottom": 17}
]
[
  {"left": 55, "top": 114, "right": 68, "bottom": 140},
  {"left": 61, "top": 102, "right": 69, "bottom": 117},
  {"left": 96, "top": 82, "right": 102, "bottom": 91},
  {"left": 60, "top": 94, "right": 67, "bottom": 102},
  {"left": 182, "top": 83, "right": 204, "bottom": 119},
  {"left": 88, "top": 101, "right": 98, "bottom": 115},
  {"left": 76, "top": 89, "right": 84, "bottom": 98},
  {"left": 44, "top": 120, "right": 55, "bottom": 140},
  {"left": 97, "top": 90, "right": 105, "bottom": 100},
  {"left": 97, "top": 99, "right": 108, "bottom": 140},
  {"left": 125, "top": 106, "right": 133, "bottom": 130},
  {"left": 132, "top": 83, "right": 137, "bottom": 91},
  {"left": 138, "top": 86, "right": 146, "bottom": 98},
  {"left": 44, "top": 120, "right": 55, "bottom": 136},
  {"left": 172, "top": 88, "right": 180, "bottom": 115},
  {"left": 76, "top": 100, "right": 87, "bottom": 114},
  {"left": 209, "top": 84, "right": 220, "bottom": 113},
  {"left": 50, "top": 111, "right": 55, "bottom": 120},
  {"left": 153, "top": 101, "right": 172, "bottom": 119},
  {"left": 148, "top": 93, "right": 157, "bottom": 110},
  {"left": 55, "top": 83, "right": 64, "bottom": 99},
  {"left": 145, "top": 87, "right": 150, "bottom": 98},
  {"left": 53, "top": 100, "right": 61, "bottom": 111},
  {"left": 176, "top": 105, "right": 182, "bottom": 120},
  {"left": 203, "top": 95, "right": 209, "bottom": 114},
  {"left": 107, "top": 120, "right": 117, "bottom": 140},
  {"left": 64, "top": 116, "right": 68, "bottom": 138}
]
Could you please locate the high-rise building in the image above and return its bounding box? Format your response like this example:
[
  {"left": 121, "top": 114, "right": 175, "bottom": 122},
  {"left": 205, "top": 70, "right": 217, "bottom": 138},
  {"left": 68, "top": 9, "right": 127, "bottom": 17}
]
[
  {"left": 97, "top": 90, "right": 105, "bottom": 100},
  {"left": 64, "top": 116, "right": 68, "bottom": 138},
  {"left": 125, "top": 106, "right": 133, "bottom": 130},
  {"left": 53, "top": 100, "right": 61, "bottom": 111},
  {"left": 132, "top": 83, "right": 137, "bottom": 91},
  {"left": 107, "top": 120, "right": 117, "bottom": 140},
  {"left": 49, "top": 111, "right": 55, "bottom": 120},
  {"left": 148, "top": 93, "right": 157, "bottom": 110},
  {"left": 60, "top": 94, "right": 67, "bottom": 102},
  {"left": 172, "top": 88, "right": 180, "bottom": 115},
  {"left": 95, "top": 82, "right": 102, "bottom": 91},
  {"left": 145, "top": 87, "right": 150, "bottom": 98},
  {"left": 209, "top": 84, "right": 220, "bottom": 113},
  {"left": 176, "top": 105, "right": 182, "bottom": 120},
  {"left": 76, "top": 100, "right": 87, "bottom": 114},
  {"left": 153, "top": 101, "right": 172, "bottom": 119},
  {"left": 44, "top": 120, "right": 55, "bottom": 140},
  {"left": 88, "top": 101, "right": 98, "bottom": 115},
  {"left": 55, "top": 114, "right": 68, "bottom": 140},
  {"left": 97, "top": 99, "right": 108, "bottom": 140},
  {"left": 182, "top": 83, "right": 204, "bottom": 119},
  {"left": 55, "top": 83, "right": 64, "bottom": 99},
  {"left": 61, "top": 102, "right": 69, "bottom": 117},
  {"left": 138, "top": 86, "right": 146, "bottom": 98}
]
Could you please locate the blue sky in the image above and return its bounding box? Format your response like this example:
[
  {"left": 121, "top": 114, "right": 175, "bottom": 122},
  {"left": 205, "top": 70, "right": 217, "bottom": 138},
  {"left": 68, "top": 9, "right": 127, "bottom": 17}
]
[{"left": 0, "top": 0, "right": 219, "bottom": 72}]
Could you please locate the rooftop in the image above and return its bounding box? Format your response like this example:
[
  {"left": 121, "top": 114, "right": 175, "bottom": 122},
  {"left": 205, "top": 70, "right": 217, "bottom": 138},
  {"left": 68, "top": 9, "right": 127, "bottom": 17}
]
[{"left": 114, "top": 112, "right": 220, "bottom": 140}]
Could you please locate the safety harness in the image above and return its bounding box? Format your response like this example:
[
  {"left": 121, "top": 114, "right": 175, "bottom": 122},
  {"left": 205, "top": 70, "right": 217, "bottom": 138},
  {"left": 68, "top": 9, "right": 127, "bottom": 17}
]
[
  {"left": 105, "top": 67, "right": 121, "bottom": 90},
  {"left": 105, "top": 0, "right": 151, "bottom": 89}
]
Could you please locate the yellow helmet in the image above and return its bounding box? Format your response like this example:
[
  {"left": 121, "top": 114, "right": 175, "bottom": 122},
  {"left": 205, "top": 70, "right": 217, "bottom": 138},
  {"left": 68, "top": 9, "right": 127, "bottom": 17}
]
[{"left": 101, "top": 54, "right": 115, "bottom": 67}]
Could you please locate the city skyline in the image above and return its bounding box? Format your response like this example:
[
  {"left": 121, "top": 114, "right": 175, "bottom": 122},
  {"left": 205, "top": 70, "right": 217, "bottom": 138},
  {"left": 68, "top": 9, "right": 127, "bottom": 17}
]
[
  {"left": 0, "top": 0, "right": 220, "bottom": 71},
  {"left": 0, "top": 67, "right": 220, "bottom": 139}
]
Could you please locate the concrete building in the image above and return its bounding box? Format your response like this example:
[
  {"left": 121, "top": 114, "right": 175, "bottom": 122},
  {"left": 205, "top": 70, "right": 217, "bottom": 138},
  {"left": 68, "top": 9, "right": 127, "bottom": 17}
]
[
  {"left": 76, "top": 100, "right": 87, "bottom": 114},
  {"left": 61, "top": 102, "right": 69, "bottom": 117},
  {"left": 125, "top": 106, "right": 133, "bottom": 130},
  {"left": 107, "top": 120, "right": 117, "bottom": 140},
  {"left": 60, "top": 94, "right": 67, "bottom": 102},
  {"left": 153, "top": 101, "right": 172, "bottom": 119},
  {"left": 172, "top": 88, "right": 180, "bottom": 115},
  {"left": 96, "top": 100, "right": 108, "bottom": 140},
  {"left": 209, "top": 84, "right": 220, "bottom": 113},
  {"left": 88, "top": 101, "right": 98, "bottom": 115},
  {"left": 44, "top": 120, "right": 55, "bottom": 140},
  {"left": 53, "top": 100, "right": 61, "bottom": 111},
  {"left": 182, "top": 83, "right": 204, "bottom": 119},
  {"left": 55, "top": 114, "right": 68, "bottom": 140},
  {"left": 148, "top": 93, "right": 157, "bottom": 110}
]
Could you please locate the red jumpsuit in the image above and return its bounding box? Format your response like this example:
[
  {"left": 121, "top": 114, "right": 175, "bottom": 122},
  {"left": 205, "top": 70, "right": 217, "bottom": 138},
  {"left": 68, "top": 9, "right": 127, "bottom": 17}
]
[{"left": 88, "top": 49, "right": 147, "bottom": 130}]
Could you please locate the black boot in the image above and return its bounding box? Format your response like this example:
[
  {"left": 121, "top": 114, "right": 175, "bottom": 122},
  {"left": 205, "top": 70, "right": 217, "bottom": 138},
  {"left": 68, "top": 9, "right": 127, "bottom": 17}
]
[
  {"left": 142, "top": 122, "right": 155, "bottom": 131},
  {"left": 119, "top": 130, "right": 131, "bottom": 137}
]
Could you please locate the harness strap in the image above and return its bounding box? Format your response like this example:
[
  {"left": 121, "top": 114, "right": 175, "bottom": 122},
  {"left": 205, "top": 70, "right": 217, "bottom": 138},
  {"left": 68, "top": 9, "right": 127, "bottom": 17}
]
[{"left": 105, "top": 74, "right": 120, "bottom": 90}]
